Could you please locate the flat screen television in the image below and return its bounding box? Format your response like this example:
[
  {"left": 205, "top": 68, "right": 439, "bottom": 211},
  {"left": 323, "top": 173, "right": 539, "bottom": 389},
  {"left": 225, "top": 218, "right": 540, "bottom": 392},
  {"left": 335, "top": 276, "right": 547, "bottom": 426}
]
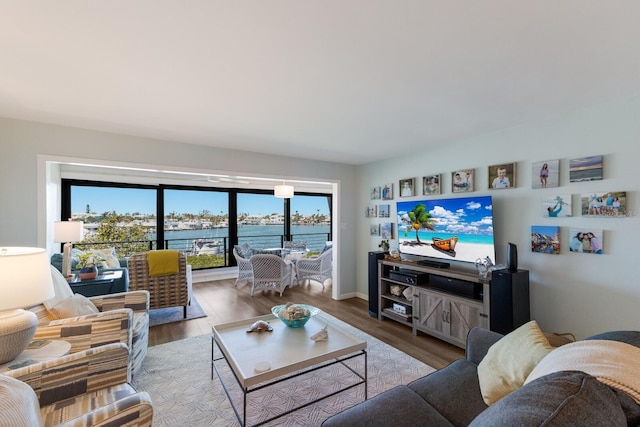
[{"left": 396, "top": 195, "right": 495, "bottom": 265}]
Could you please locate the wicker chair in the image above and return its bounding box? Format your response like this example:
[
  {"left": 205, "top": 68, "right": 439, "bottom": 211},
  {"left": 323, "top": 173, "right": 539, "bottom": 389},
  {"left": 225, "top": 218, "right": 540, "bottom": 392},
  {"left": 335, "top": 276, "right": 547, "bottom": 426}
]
[
  {"left": 2, "top": 343, "right": 153, "bottom": 426},
  {"left": 249, "top": 254, "right": 293, "bottom": 297},
  {"left": 296, "top": 247, "right": 333, "bottom": 289},
  {"left": 233, "top": 246, "right": 254, "bottom": 288},
  {"left": 127, "top": 251, "right": 191, "bottom": 318}
]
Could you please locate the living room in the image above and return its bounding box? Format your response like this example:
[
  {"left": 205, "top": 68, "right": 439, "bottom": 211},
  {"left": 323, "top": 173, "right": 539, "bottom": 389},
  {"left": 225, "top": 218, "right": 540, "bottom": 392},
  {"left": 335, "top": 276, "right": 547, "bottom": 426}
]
[{"left": 1, "top": 2, "right": 639, "bottom": 425}]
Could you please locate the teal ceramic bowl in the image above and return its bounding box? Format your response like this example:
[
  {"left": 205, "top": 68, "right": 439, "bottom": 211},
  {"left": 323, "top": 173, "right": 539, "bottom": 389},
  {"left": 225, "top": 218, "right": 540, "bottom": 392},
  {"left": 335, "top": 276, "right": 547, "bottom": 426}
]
[{"left": 272, "top": 304, "right": 320, "bottom": 328}]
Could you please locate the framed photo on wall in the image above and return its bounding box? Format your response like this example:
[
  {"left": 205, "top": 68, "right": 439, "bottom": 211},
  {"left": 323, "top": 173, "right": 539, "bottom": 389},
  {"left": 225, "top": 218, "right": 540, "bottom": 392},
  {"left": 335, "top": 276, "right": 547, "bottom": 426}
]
[
  {"left": 581, "top": 191, "right": 626, "bottom": 217},
  {"left": 532, "top": 159, "right": 559, "bottom": 189},
  {"left": 365, "top": 205, "right": 377, "bottom": 218},
  {"left": 381, "top": 183, "right": 394, "bottom": 200},
  {"left": 569, "top": 228, "right": 603, "bottom": 254},
  {"left": 488, "top": 162, "right": 516, "bottom": 189},
  {"left": 531, "top": 225, "right": 560, "bottom": 254},
  {"left": 570, "top": 155, "right": 603, "bottom": 182},
  {"left": 370, "top": 186, "right": 381, "bottom": 200},
  {"left": 542, "top": 194, "right": 571, "bottom": 218},
  {"left": 399, "top": 178, "right": 415, "bottom": 197},
  {"left": 381, "top": 222, "right": 393, "bottom": 239},
  {"left": 452, "top": 169, "right": 473, "bottom": 193},
  {"left": 423, "top": 174, "right": 441, "bottom": 195},
  {"left": 378, "top": 204, "right": 390, "bottom": 218},
  {"left": 370, "top": 224, "right": 380, "bottom": 236}
]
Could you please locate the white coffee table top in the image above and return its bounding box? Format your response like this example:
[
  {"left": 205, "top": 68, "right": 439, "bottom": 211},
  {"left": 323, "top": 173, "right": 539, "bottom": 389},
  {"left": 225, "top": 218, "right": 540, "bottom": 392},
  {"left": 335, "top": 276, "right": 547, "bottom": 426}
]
[{"left": 213, "top": 313, "right": 366, "bottom": 388}]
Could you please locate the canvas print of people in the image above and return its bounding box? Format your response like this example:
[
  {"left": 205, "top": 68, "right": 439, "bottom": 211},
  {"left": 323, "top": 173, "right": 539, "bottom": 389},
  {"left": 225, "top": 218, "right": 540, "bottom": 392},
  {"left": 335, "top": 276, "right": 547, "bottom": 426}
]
[
  {"left": 452, "top": 170, "right": 473, "bottom": 193},
  {"left": 423, "top": 174, "right": 441, "bottom": 195},
  {"left": 581, "top": 192, "right": 626, "bottom": 217},
  {"left": 532, "top": 159, "right": 559, "bottom": 189},
  {"left": 381, "top": 183, "right": 394, "bottom": 200},
  {"left": 365, "top": 205, "right": 377, "bottom": 218},
  {"left": 370, "top": 224, "right": 380, "bottom": 236},
  {"left": 542, "top": 195, "right": 571, "bottom": 217},
  {"left": 378, "top": 204, "right": 390, "bottom": 218},
  {"left": 569, "top": 228, "right": 603, "bottom": 254},
  {"left": 399, "top": 178, "right": 415, "bottom": 197},
  {"left": 531, "top": 225, "right": 560, "bottom": 254},
  {"left": 488, "top": 163, "right": 516, "bottom": 189},
  {"left": 370, "top": 186, "right": 381, "bottom": 200},
  {"left": 569, "top": 155, "right": 603, "bottom": 182}
]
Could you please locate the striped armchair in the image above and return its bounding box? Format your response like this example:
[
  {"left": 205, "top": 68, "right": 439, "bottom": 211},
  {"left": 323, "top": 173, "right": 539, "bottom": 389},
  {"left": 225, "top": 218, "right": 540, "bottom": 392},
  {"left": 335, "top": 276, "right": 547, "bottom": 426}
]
[
  {"left": 127, "top": 251, "right": 191, "bottom": 317},
  {"left": 3, "top": 343, "right": 153, "bottom": 426}
]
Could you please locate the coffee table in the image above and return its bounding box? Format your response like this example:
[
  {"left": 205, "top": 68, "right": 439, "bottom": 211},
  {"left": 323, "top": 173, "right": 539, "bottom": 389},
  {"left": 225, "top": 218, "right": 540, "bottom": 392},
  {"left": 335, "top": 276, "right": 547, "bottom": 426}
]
[{"left": 211, "top": 313, "right": 367, "bottom": 426}]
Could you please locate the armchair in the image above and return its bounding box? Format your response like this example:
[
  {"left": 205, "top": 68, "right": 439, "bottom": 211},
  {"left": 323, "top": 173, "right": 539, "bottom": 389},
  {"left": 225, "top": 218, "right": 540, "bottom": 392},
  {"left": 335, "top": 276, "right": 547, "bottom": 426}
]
[
  {"left": 296, "top": 247, "right": 333, "bottom": 289},
  {"left": 249, "top": 254, "right": 293, "bottom": 297},
  {"left": 27, "top": 266, "right": 149, "bottom": 376},
  {"left": 233, "top": 246, "right": 253, "bottom": 288},
  {"left": 2, "top": 343, "right": 153, "bottom": 426},
  {"left": 127, "top": 251, "right": 191, "bottom": 318}
]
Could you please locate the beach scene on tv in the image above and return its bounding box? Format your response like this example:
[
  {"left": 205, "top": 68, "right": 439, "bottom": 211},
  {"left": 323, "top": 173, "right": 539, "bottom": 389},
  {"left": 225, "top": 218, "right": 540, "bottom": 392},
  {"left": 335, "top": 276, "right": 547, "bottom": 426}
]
[{"left": 396, "top": 195, "right": 496, "bottom": 264}]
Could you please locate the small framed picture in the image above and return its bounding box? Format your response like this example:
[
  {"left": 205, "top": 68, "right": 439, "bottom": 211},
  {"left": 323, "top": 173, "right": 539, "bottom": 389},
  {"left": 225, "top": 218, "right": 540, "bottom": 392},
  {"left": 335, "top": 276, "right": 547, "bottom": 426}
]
[
  {"left": 423, "top": 174, "right": 441, "bottom": 195},
  {"left": 365, "top": 205, "right": 377, "bottom": 218},
  {"left": 542, "top": 195, "right": 571, "bottom": 217},
  {"left": 452, "top": 169, "right": 473, "bottom": 193},
  {"left": 370, "top": 224, "right": 380, "bottom": 236},
  {"left": 581, "top": 191, "right": 626, "bottom": 217},
  {"left": 399, "top": 178, "right": 415, "bottom": 197},
  {"left": 532, "top": 159, "right": 559, "bottom": 189},
  {"left": 489, "top": 162, "right": 516, "bottom": 189},
  {"left": 381, "top": 222, "right": 393, "bottom": 239},
  {"left": 370, "top": 186, "right": 381, "bottom": 200},
  {"left": 570, "top": 155, "right": 603, "bottom": 182},
  {"left": 531, "top": 225, "right": 560, "bottom": 255},
  {"left": 569, "top": 228, "right": 603, "bottom": 254},
  {"left": 381, "top": 183, "right": 394, "bottom": 200},
  {"left": 378, "top": 204, "right": 390, "bottom": 218}
]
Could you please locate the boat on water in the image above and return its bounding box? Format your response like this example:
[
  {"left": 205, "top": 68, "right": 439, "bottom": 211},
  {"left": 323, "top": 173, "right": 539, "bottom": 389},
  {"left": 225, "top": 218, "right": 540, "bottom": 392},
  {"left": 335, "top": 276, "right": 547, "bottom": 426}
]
[
  {"left": 432, "top": 236, "right": 458, "bottom": 252},
  {"left": 191, "top": 239, "right": 224, "bottom": 255}
]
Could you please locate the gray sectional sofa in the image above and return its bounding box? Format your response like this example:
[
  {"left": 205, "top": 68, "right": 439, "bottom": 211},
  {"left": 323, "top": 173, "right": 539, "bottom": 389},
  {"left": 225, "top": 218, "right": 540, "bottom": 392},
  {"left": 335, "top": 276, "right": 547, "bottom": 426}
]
[{"left": 322, "top": 328, "right": 640, "bottom": 427}]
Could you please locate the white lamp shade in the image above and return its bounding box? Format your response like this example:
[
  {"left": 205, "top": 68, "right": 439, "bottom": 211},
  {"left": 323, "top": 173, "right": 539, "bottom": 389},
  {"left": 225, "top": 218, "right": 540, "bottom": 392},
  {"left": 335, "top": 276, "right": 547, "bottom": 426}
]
[
  {"left": 274, "top": 184, "right": 294, "bottom": 198},
  {"left": 54, "top": 221, "right": 84, "bottom": 243},
  {"left": 0, "top": 247, "right": 55, "bottom": 310}
]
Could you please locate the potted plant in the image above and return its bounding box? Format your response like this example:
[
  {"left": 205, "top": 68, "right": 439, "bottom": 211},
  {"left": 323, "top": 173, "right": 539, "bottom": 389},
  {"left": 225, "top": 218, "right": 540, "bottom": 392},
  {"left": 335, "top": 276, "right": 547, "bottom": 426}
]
[
  {"left": 75, "top": 252, "right": 105, "bottom": 280},
  {"left": 379, "top": 239, "right": 390, "bottom": 252}
]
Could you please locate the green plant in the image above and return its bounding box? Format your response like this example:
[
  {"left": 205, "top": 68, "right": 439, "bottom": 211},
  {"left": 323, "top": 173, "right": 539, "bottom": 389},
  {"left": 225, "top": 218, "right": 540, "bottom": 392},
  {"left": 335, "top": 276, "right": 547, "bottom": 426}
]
[
  {"left": 379, "top": 239, "right": 390, "bottom": 251},
  {"left": 76, "top": 252, "right": 105, "bottom": 269}
]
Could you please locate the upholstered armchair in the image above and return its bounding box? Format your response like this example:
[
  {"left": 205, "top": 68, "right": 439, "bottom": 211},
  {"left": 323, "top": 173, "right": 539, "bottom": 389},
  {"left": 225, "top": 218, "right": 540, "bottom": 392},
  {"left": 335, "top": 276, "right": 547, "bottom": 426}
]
[
  {"left": 233, "top": 246, "right": 254, "bottom": 288},
  {"left": 249, "top": 254, "right": 293, "bottom": 296},
  {"left": 296, "top": 247, "right": 333, "bottom": 289},
  {"left": 27, "top": 266, "right": 150, "bottom": 377},
  {"left": 2, "top": 343, "right": 153, "bottom": 426},
  {"left": 127, "top": 250, "right": 191, "bottom": 317}
]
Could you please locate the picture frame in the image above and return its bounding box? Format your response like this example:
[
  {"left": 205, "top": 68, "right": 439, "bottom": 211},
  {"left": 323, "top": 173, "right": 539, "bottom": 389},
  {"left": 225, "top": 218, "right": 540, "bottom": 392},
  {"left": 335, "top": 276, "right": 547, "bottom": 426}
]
[
  {"left": 488, "top": 162, "right": 516, "bottom": 189},
  {"left": 580, "top": 191, "right": 626, "bottom": 217},
  {"left": 570, "top": 155, "right": 603, "bottom": 182},
  {"left": 365, "top": 205, "right": 377, "bottom": 218},
  {"left": 569, "top": 228, "right": 603, "bottom": 254},
  {"left": 378, "top": 204, "right": 390, "bottom": 218},
  {"left": 452, "top": 169, "right": 473, "bottom": 193},
  {"left": 381, "top": 183, "right": 394, "bottom": 200},
  {"left": 381, "top": 222, "right": 393, "bottom": 239},
  {"left": 531, "top": 225, "right": 560, "bottom": 255},
  {"left": 532, "top": 159, "right": 559, "bottom": 189},
  {"left": 370, "top": 186, "right": 381, "bottom": 200},
  {"left": 542, "top": 194, "right": 571, "bottom": 218},
  {"left": 370, "top": 224, "right": 380, "bottom": 236},
  {"left": 422, "top": 174, "right": 441, "bottom": 195},
  {"left": 399, "top": 178, "right": 415, "bottom": 197}
]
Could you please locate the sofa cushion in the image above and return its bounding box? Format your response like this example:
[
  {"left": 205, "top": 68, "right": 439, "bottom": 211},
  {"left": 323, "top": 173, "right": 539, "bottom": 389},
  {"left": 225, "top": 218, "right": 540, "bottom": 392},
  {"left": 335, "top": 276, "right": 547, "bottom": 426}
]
[
  {"left": 469, "top": 371, "right": 627, "bottom": 426},
  {"left": 48, "top": 293, "right": 99, "bottom": 319},
  {"left": 87, "top": 247, "right": 121, "bottom": 268},
  {"left": 477, "top": 320, "right": 553, "bottom": 405},
  {"left": 408, "top": 359, "right": 488, "bottom": 426},
  {"left": 321, "top": 385, "right": 453, "bottom": 427},
  {"left": 585, "top": 330, "right": 640, "bottom": 348}
]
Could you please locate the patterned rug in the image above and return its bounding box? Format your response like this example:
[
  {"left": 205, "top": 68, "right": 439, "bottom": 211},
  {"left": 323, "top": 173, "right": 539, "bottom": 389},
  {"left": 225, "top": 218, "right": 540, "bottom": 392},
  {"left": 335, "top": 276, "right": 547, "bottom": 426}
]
[
  {"left": 133, "top": 313, "right": 436, "bottom": 426},
  {"left": 148, "top": 296, "right": 207, "bottom": 327}
]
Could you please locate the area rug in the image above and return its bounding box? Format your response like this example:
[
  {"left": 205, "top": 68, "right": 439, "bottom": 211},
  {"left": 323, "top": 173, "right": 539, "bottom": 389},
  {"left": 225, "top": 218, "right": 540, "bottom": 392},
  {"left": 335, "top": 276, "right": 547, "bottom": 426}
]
[
  {"left": 148, "top": 296, "right": 207, "bottom": 327},
  {"left": 133, "top": 313, "right": 436, "bottom": 426}
]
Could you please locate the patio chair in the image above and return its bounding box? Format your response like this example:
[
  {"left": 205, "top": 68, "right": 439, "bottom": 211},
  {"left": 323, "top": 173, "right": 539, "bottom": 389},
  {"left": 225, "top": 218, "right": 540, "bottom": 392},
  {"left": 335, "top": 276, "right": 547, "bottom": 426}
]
[
  {"left": 249, "top": 254, "right": 293, "bottom": 297},
  {"left": 296, "top": 247, "right": 333, "bottom": 289},
  {"left": 233, "top": 246, "right": 254, "bottom": 288},
  {"left": 2, "top": 343, "right": 153, "bottom": 426},
  {"left": 127, "top": 250, "right": 191, "bottom": 318}
]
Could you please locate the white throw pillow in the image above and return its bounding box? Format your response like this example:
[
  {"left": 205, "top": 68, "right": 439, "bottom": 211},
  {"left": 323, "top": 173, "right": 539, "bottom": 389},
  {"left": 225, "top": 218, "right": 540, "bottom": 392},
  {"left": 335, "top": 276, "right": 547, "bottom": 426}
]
[
  {"left": 48, "top": 294, "right": 99, "bottom": 319},
  {"left": 43, "top": 265, "right": 74, "bottom": 310}
]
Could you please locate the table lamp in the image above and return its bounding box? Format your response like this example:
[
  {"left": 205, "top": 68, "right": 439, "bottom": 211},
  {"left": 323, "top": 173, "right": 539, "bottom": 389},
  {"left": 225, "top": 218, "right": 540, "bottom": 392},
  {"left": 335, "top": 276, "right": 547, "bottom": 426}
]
[
  {"left": 0, "top": 247, "right": 55, "bottom": 364},
  {"left": 54, "top": 220, "right": 84, "bottom": 278}
]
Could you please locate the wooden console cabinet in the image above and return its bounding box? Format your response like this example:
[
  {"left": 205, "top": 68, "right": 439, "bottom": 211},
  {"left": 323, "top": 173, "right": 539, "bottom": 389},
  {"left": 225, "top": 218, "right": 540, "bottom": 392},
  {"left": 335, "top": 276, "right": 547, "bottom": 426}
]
[{"left": 378, "top": 259, "right": 529, "bottom": 348}]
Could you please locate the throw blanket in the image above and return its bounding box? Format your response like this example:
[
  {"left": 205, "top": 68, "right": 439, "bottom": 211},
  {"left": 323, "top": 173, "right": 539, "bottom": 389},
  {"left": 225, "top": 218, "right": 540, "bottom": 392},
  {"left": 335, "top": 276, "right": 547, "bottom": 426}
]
[
  {"left": 524, "top": 340, "right": 640, "bottom": 404},
  {"left": 147, "top": 250, "right": 180, "bottom": 277}
]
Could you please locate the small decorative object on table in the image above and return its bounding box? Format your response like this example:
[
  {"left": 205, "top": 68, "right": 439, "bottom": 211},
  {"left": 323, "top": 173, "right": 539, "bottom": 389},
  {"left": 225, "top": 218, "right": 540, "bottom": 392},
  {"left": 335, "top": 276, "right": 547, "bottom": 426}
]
[
  {"left": 379, "top": 239, "right": 390, "bottom": 252},
  {"left": 246, "top": 320, "right": 273, "bottom": 333},
  {"left": 75, "top": 252, "right": 105, "bottom": 280},
  {"left": 390, "top": 284, "right": 405, "bottom": 296},
  {"left": 310, "top": 325, "right": 329, "bottom": 341},
  {"left": 272, "top": 302, "right": 319, "bottom": 328}
]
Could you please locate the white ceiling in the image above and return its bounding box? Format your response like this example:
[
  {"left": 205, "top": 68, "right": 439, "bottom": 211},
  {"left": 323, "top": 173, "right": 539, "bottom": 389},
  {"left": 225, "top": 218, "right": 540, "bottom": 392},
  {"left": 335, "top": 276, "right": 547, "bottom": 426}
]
[{"left": 2, "top": 1, "right": 639, "bottom": 165}]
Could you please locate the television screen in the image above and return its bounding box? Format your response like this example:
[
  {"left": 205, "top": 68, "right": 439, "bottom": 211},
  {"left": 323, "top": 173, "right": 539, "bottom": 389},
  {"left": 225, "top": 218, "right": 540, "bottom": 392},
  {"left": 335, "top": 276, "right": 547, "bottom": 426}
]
[{"left": 396, "top": 195, "right": 495, "bottom": 265}]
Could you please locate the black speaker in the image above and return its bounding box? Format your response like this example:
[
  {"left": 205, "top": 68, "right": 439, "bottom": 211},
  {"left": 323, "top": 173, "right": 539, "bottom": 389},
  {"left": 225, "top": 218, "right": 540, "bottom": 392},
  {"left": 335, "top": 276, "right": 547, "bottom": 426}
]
[
  {"left": 507, "top": 242, "right": 518, "bottom": 272},
  {"left": 368, "top": 251, "right": 387, "bottom": 317},
  {"left": 490, "top": 269, "right": 530, "bottom": 334}
]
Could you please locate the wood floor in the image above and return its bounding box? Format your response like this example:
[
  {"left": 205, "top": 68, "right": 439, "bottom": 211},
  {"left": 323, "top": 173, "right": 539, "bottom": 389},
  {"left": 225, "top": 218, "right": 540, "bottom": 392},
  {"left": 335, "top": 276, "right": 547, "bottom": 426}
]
[{"left": 148, "top": 278, "right": 465, "bottom": 370}]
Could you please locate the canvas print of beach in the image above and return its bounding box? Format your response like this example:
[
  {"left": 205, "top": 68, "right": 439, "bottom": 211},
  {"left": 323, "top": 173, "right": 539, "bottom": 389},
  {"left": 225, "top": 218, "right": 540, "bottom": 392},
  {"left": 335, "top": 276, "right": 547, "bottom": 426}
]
[
  {"left": 370, "top": 186, "right": 381, "bottom": 200},
  {"left": 378, "top": 204, "right": 390, "bottom": 218},
  {"left": 542, "top": 194, "right": 571, "bottom": 217},
  {"left": 370, "top": 224, "right": 380, "bottom": 236},
  {"left": 580, "top": 191, "right": 626, "bottom": 217},
  {"left": 365, "top": 205, "right": 377, "bottom": 218},
  {"left": 531, "top": 225, "right": 560, "bottom": 254},
  {"left": 532, "top": 159, "right": 559, "bottom": 189},
  {"left": 381, "top": 222, "right": 393, "bottom": 239},
  {"left": 569, "top": 228, "right": 603, "bottom": 254},
  {"left": 569, "top": 155, "right": 603, "bottom": 182},
  {"left": 396, "top": 195, "right": 495, "bottom": 264}
]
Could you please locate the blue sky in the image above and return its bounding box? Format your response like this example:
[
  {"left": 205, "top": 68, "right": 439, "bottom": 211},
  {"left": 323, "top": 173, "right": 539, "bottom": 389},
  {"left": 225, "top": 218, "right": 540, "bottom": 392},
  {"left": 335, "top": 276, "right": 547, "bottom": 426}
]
[{"left": 72, "top": 187, "right": 329, "bottom": 216}]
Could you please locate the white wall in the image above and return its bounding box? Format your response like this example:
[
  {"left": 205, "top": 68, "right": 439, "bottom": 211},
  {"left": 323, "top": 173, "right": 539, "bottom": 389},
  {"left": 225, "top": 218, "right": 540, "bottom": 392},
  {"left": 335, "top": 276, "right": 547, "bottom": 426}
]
[
  {"left": 0, "top": 118, "right": 359, "bottom": 297},
  {"left": 357, "top": 97, "right": 640, "bottom": 339}
]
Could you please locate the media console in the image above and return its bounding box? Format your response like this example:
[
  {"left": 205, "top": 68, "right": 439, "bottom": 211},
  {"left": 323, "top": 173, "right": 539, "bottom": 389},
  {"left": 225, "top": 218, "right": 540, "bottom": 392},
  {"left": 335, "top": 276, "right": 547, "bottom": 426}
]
[{"left": 378, "top": 259, "right": 529, "bottom": 348}]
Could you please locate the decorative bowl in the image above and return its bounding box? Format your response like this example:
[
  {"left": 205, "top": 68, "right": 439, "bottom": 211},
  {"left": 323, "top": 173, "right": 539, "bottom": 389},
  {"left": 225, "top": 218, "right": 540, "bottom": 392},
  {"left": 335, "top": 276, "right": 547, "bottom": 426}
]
[{"left": 271, "top": 304, "right": 320, "bottom": 328}]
